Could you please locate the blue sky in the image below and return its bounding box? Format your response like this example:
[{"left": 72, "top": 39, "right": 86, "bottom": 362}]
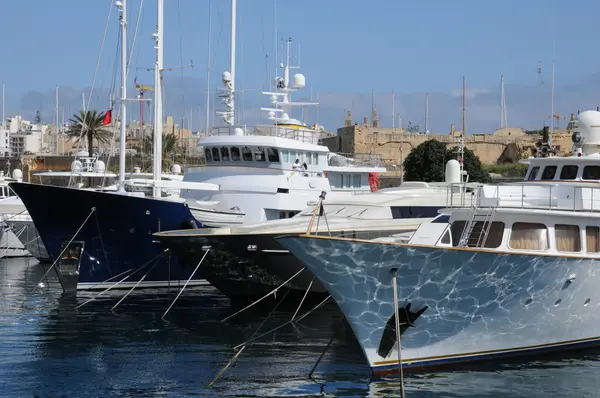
[{"left": 1, "top": 0, "right": 600, "bottom": 133}]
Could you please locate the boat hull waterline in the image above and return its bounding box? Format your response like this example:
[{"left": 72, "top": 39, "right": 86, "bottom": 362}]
[
  {"left": 10, "top": 182, "right": 204, "bottom": 292},
  {"left": 277, "top": 235, "right": 600, "bottom": 374}
]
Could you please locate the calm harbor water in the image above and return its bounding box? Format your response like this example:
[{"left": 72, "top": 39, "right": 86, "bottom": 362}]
[{"left": 1, "top": 257, "right": 600, "bottom": 397}]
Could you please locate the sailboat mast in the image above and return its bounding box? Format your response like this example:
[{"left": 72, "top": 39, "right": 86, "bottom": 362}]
[
  {"left": 152, "top": 0, "right": 164, "bottom": 198},
  {"left": 117, "top": 0, "right": 128, "bottom": 191},
  {"left": 204, "top": 0, "right": 212, "bottom": 135},
  {"left": 425, "top": 93, "right": 429, "bottom": 133},
  {"left": 230, "top": 0, "right": 236, "bottom": 125},
  {"left": 550, "top": 59, "right": 555, "bottom": 146},
  {"left": 55, "top": 86, "right": 59, "bottom": 155}
]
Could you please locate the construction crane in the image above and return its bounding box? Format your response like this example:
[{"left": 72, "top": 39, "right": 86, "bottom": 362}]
[
  {"left": 136, "top": 83, "right": 154, "bottom": 125},
  {"left": 536, "top": 113, "right": 568, "bottom": 129}
]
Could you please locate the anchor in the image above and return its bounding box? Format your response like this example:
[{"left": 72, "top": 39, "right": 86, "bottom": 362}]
[{"left": 377, "top": 302, "right": 428, "bottom": 358}]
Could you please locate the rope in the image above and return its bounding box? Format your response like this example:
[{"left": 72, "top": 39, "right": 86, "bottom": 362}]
[
  {"left": 111, "top": 254, "right": 162, "bottom": 311},
  {"left": 391, "top": 269, "right": 406, "bottom": 398}
]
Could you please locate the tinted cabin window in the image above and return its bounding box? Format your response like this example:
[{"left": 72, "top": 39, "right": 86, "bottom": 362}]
[
  {"left": 540, "top": 166, "right": 557, "bottom": 180},
  {"left": 204, "top": 147, "right": 213, "bottom": 162},
  {"left": 230, "top": 147, "right": 241, "bottom": 161},
  {"left": 242, "top": 147, "right": 253, "bottom": 161},
  {"left": 440, "top": 230, "right": 451, "bottom": 245},
  {"left": 449, "top": 220, "right": 504, "bottom": 248},
  {"left": 254, "top": 147, "right": 265, "bottom": 161},
  {"left": 586, "top": 226, "right": 600, "bottom": 252},
  {"left": 509, "top": 222, "right": 548, "bottom": 250},
  {"left": 527, "top": 166, "right": 540, "bottom": 181},
  {"left": 267, "top": 147, "right": 279, "bottom": 162},
  {"left": 583, "top": 166, "right": 600, "bottom": 180},
  {"left": 555, "top": 224, "right": 581, "bottom": 252},
  {"left": 559, "top": 165, "right": 578, "bottom": 180},
  {"left": 282, "top": 150, "right": 289, "bottom": 163},
  {"left": 391, "top": 206, "right": 440, "bottom": 219},
  {"left": 211, "top": 147, "right": 220, "bottom": 161},
  {"left": 220, "top": 147, "right": 230, "bottom": 161}
]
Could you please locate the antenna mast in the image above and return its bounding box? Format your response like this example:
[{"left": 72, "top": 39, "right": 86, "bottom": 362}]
[
  {"left": 424, "top": 93, "right": 429, "bottom": 133},
  {"left": 550, "top": 59, "right": 555, "bottom": 146},
  {"left": 500, "top": 74, "right": 507, "bottom": 129}
]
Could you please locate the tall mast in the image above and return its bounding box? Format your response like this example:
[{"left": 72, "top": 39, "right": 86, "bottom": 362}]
[
  {"left": 152, "top": 0, "right": 164, "bottom": 198},
  {"left": 116, "top": 0, "right": 128, "bottom": 191},
  {"left": 550, "top": 59, "right": 555, "bottom": 147},
  {"left": 460, "top": 76, "right": 466, "bottom": 181},
  {"left": 230, "top": 0, "right": 236, "bottom": 124},
  {"left": 391, "top": 89, "right": 395, "bottom": 128},
  {"left": 500, "top": 74, "right": 507, "bottom": 129},
  {"left": 55, "top": 86, "right": 59, "bottom": 155},
  {"left": 2, "top": 84, "right": 5, "bottom": 132},
  {"left": 424, "top": 92, "right": 429, "bottom": 133},
  {"left": 204, "top": 0, "right": 212, "bottom": 134}
]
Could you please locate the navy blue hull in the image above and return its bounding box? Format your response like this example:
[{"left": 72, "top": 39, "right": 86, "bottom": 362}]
[{"left": 10, "top": 182, "right": 204, "bottom": 291}]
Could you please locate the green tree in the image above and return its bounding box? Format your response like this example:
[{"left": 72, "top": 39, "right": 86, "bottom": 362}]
[
  {"left": 66, "top": 110, "right": 112, "bottom": 155},
  {"left": 34, "top": 110, "right": 41, "bottom": 124},
  {"left": 143, "top": 133, "right": 180, "bottom": 169},
  {"left": 403, "top": 139, "right": 491, "bottom": 183}
]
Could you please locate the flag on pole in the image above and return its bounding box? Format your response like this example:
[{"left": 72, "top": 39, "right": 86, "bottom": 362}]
[
  {"left": 133, "top": 76, "right": 137, "bottom": 85},
  {"left": 102, "top": 109, "right": 113, "bottom": 125}
]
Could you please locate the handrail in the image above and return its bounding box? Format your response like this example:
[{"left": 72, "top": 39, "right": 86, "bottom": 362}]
[
  {"left": 207, "top": 124, "right": 328, "bottom": 145},
  {"left": 445, "top": 181, "right": 600, "bottom": 212}
]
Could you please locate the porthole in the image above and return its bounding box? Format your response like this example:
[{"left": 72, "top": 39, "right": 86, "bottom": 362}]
[
  {"left": 524, "top": 298, "right": 533, "bottom": 306},
  {"left": 554, "top": 299, "right": 562, "bottom": 306},
  {"left": 585, "top": 298, "right": 591, "bottom": 306}
]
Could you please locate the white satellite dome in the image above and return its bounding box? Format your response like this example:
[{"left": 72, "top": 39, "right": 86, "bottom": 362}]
[
  {"left": 575, "top": 110, "right": 600, "bottom": 146},
  {"left": 11, "top": 169, "right": 22, "bottom": 180},
  {"left": 267, "top": 111, "right": 276, "bottom": 118},
  {"left": 292, "top": 73, "right": 306, "bottom": 89},
  {"left": 170, "top": 164, "right": 182, "bottom": 174},
  {"left": 445, "top": 159, "right": 461, "bottom": 183},
  {"left": 71, "top": 160, "right": 83, "bottom": 172},
  {"left": 94, "top": 160, "right": 106, "bottom": 172},
  {"left": 76, "top": 150, "right": 89, "bottom": 157},
  {"left": 233, "top": 127, "right": 244, "bottom": 136},
  {"left": 222, "top": 71, "right": 232, "bottom": 82},
  {"left": 133, "top": 166, "right": 141, "bottom": 173}
]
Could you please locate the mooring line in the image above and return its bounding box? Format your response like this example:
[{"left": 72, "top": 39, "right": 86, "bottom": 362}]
[
  {"left": 111, "top": 254, "right": 163, "bottom": 311},
  {"left": 75, "top": 251, "right": 166, "bottom": 309},
  {"left": 209, "top": 288, "right": 291, "bottom": 387},
  {"left": 232, "top": 295, "right": 332, "bottom": 351},
  {"left": 391, "top": 269, "right": 406, "bottom": 398},
  {"left": 291, "top": 277, "right": 314, "bottom": 322},
  {"left": 24, "top": 207, "right": 96, "bottom": 301},
  {"left": 62, "top": 268, "right": 134, "bottom": 299},
  {"left": 308, "top": 332, "right": 335, "bottom": 379},
  {"left": 221, "top": 267, "right": 306, "bottom": 323},
  {"left": 0, "top": 225, "right": 27, "bottom": 259},
  {"left": 161, "top": 249, "right": 209, "bottom": 319},
  {"left": 94, "top": 211, "right": 112, "bottom": 276}
]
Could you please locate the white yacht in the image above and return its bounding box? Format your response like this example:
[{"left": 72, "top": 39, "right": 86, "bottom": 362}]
[{"left": 276, "top": 110, "right": 600, "bottom": 375}]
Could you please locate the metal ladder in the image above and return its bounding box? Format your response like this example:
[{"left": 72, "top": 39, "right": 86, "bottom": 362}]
[{"left": 458, "top": 186, "right": 498, "bottom": 248}]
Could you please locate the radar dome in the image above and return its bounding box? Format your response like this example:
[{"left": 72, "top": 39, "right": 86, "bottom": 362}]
[
  {"left": 233, "top": 127, "right": 244, "bottom": 136},
  {"left": 11, "top": 169, "right": 22, "bottom": 180},
  {"left": 133, "top": 166, "right": 141, "bottom": 173},
  {"left": 270, "top": 95, "right": 277, "bottom": 104},
  {"left": 292, "top": 73, "right": 306, "bottom": 89},
  {"left": 445, "top": 159, "right": 461, "bottom": 183},
  {"left": 222, "top": 71, "right": 232, "bottom": 82},
  {"left": 575, "top": 110, "right": 600, "bottom": 146},
  {"left": 281, "top": 112, "right": 290, "bottom": 121},
  {"left": 170, "top": 164, "right": 182, "bottom": 174},
  {"left": 94, "top": 160, "right": 106, "bottom": 172},
  {"left": 71, "top": 160, "right": 83, "bottom": 172},
  {"left": 268, "top": 111, "right": 276, "bottom": 118},
  {"left": 76, "top": 150, "right": 89, "bottom": 157}
]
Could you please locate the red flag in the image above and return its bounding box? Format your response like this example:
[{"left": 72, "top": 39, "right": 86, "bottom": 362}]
[{"left": 102, "top": 109, "right": 112, "bottom": 125}]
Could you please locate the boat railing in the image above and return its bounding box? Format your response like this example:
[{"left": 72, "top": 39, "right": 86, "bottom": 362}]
[
  {"left": 327, "top": 152, "right": 384, "bottom": 168},
  {"left": 446, "top": 182, "right": 600, "bottom": 212},
  {"left": 209, "top": 124, "right": 328, "bottom": 145}
]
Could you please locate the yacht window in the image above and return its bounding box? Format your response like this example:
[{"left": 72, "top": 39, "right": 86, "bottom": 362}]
[
  {"left": 509, "top": 222, "right": 548, "bottom": 250},
  {"left": 353, "top": 174, "right": 361, "bottom": 188},
  {"left": 282, "top": 150, "right": 289, "bottom": 163},
  {"left": 242, "top": 146, "right": 253, "bottom": 161},
  {"left": 432, "top": 214, "right": 450, "bottom": 223},
  {"left": 344, "top": 174, "right": 352, "bottom": 189},
  {"left": 540, "top": 166, "right": 557, "bottom": 180},
  {"left": 555, "top": 224, "right": 581, "bottom": 252},
  {"left": 527, "top": 166, "right": 539, "bottom": 181},
  {"left": 211, "top": 147, "right": 221, "bottom": 161},
  {"left": 583, "top": 166, "right": 600, "bottom": 180},
  {"left": 254, "top": 147, "right": 266, "bottom": 161},
  {"left": 204, "top": 148, "right": 212, "bottom": 162},
  {"left": 392, "top": 206, "right": 441, "bottom": 219},
  {"left": 230, "top": 147, "right": 241, "bottom": 161},
  {"left": 220, "top": 147, "right": 230, "bottom": 161},
  {"left": 306, "top": 152, "right": 312, "bottom": 165},
  {"left": 440, "top": 230, "right": 451, "bottom": 245},
  {"left": 313, "top": 153, "right": 319, "bottom": 165},
  {"left": 586, "top": 226, "right": 600, "bottom": 252},
  {"left": 449, "top": 220, "right": 504, "bottom": 248},
  {"left": 267, "top": 147, "right": 279, "bottom": 162},
  {"left": 559, "top": 165, "right": 578, "bottom": 180}
]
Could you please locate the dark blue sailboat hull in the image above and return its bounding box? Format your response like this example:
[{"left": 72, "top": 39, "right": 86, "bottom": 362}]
[{"left": 10, "top": 182, "right": 205, "bottom": 292}]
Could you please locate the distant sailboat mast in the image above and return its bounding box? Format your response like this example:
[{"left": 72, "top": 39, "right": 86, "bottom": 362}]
[
  {"left": 152, "top": 0, "right": 164, "bottom": 198},
  {"left": 116, "top": 0, "right": 128, "bottom": 192}
]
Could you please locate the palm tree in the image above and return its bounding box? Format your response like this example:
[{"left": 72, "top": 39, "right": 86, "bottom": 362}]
[
  {"left": 66, "top": 110, "right": 113, "bottom": 156},
  {"left": 143, "top": 133, "right": 180, "bottom": 170}
]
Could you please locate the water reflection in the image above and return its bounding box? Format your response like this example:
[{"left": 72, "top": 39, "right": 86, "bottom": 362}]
[{"left": 2, "top": 257, "right": 600, "bottom": 397}]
